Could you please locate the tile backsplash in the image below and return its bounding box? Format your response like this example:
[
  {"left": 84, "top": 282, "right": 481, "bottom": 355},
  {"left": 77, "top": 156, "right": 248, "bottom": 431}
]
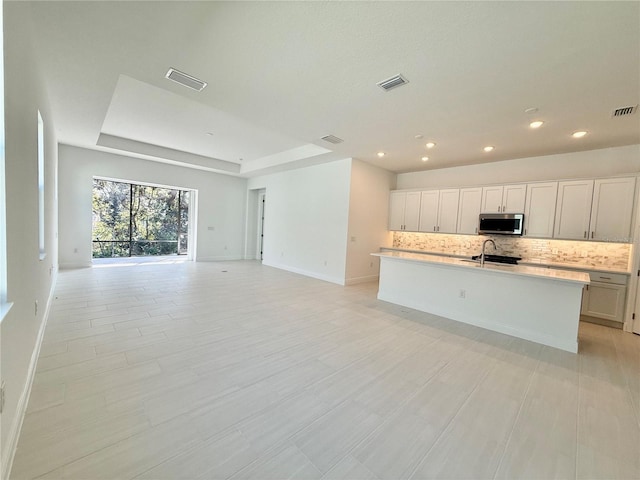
[{"left": 392, "top": 232, "right": 632, "bottom": 271}]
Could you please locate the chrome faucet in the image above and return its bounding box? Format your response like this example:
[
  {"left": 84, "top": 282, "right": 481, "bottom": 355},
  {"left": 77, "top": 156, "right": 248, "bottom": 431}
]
[{"left": 480, "top": 239, "right": 497, "bottom": 267}]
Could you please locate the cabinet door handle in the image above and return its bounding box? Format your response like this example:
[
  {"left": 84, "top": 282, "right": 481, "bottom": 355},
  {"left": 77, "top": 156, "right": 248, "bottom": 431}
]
[
  {"left": 475, "top": 227, "right": 478, "bottom": 233},
  {"left": 599, "top": 276, "right": 612, "bottom": 280},
  {"left": 591, "top": 231, "right": 594, "bottom": 239},
  {"left": 524, "top": 228, "right": 527, "bottom": 235},
  {"left": 437, "top": 226, "right": 440, "bottom": 232},
  {"left": 584, "top": 231, "right": 587, "bottom": 239},
  {"left": 498, "top": 205, "right": 501, "bottom": 212},
  {"left": 433, "top": 226, "right": 436, "bottom": 232}
]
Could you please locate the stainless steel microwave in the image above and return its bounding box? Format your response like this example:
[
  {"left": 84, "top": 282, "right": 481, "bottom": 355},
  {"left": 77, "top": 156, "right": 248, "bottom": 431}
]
[{"left": 478, "top": 213, "right": 524, "bottom": 235}]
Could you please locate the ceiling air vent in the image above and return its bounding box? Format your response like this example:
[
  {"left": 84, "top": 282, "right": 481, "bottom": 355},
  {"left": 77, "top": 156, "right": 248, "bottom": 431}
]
[
  {"left": 165, "top": 68, "right": 207, "bottom": 92},
  {"left": 612, "top": 105, "right": 637, "bottom": 117},
  {"left": 321, "top": 134, "right": 344, "bottom": 144},
  {"left": 377, "top": 74, "right": 409, "bottom": 91}
]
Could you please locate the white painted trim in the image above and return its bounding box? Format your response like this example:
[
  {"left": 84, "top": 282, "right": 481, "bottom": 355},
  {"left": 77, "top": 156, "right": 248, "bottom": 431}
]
[
  {"left": 2, "top": 270, "right": 57, "bottom": 480},
  {"left": 0, "top": 301, "right": 12, "bottom": 325},
  {"left": 59, "top": 262, "right": 91, "bottom": 270},
  {"left": 262, "top": 260, "right": 345, "bottom": 286},
  {"left": 627, "top": 174, "right": 640, "bottom": 333},
  {"left": 344, "top": 275, "right": 379, "bottom": 286},
  {"left": 195, "top": 255, "right": 245, "bottom": 262}
]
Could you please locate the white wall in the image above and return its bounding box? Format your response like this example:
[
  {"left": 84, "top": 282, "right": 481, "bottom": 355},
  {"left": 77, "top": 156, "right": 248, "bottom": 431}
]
[
  {"left": 248, "top": 159, "right": 352, "bottom": 285},
  {"left": 345, "top": 160, "right": 395, "bottom": 284},
  {"left": 1, "top": 3, "right": 59, "bottom": 476},
  {"left": 397, "top": 145, "right": 640, "bottom": 190},
  {"left": 58, "top": 145, "right": 248, "bottom": 267}
]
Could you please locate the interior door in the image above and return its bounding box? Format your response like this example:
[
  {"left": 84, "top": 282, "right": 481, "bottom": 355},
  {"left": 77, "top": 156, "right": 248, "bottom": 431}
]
[{"left": 257, "top": 191, "right": 266, "bottom": 260}]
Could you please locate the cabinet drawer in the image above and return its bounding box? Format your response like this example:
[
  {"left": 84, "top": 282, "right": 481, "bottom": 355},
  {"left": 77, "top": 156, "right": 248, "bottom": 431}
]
[{"left": 588, "top": 272, "right": 627, "bottom": 285}]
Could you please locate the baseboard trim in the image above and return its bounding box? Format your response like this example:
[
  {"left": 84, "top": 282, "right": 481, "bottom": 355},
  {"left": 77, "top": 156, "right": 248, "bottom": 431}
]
[
  {"left": 59, "top": 262, "right": 91, "bottom": 269},
  {"left": 2, "top": 270, "right": 58, "bottom": 480},
  {"left": 344, "top": 275, "right": 379, "bottom": 286},
  {"left": 196, "top": 255, "right": 245, "bottom": 262},
  {"left": 262, "top": 261, "right": 345, "bottom": 286}
]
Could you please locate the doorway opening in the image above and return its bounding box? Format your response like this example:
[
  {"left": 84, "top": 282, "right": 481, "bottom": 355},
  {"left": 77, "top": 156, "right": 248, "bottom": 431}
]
[
  {"left": 92, "top": 178, "right": 193, "bottom": 259},
  {"left": 257, "top": 190, "right": 266, "bottom": 261}
]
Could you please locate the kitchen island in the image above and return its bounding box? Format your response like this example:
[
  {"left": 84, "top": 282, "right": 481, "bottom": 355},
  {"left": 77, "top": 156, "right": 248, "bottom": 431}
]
[{"left": 372, "top": 251, "right": 590, "bottom": 353}]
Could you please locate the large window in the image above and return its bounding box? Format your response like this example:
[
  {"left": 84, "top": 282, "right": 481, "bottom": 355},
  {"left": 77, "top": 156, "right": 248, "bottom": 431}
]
[{"left": 92, "top": 179, "right": 191, "bottom": 258}]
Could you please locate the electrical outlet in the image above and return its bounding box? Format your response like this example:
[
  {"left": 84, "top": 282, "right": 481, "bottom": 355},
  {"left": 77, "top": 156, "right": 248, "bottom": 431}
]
[
  {"left": 459, "top": 289, "right": 466, "bottom": 299},
  {"left": 369, "top": 261, "right": 374, "bottom": 268}
]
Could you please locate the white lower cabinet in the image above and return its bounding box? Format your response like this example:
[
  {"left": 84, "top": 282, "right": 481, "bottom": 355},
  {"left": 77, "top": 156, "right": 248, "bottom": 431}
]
[{"left": 581, "top": 272, "right": 628, "bottom": 323}]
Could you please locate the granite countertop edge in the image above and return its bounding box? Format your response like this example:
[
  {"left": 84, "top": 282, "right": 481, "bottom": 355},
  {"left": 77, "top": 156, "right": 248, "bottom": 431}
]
[{"left": 379, "top": 247, "right": 631, "bottom": 276}]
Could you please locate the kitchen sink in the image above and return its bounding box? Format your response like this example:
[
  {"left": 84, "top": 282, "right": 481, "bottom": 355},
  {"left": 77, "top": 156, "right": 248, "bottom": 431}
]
[{"left": 460, "top": 259, "right": 515, "bottom": 267}]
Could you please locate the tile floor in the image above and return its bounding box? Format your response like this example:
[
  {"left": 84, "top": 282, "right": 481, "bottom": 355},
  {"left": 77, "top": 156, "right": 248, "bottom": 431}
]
[{"left": 9, "top": 260, "right": 640, "bottom": 479}]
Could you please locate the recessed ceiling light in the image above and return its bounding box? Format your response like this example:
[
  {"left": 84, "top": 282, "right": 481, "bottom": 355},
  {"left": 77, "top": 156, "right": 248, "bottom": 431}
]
[
  {"left": 524, "top": 107, "right": 539, "bottom": 114},
  {"left": 572, "top": 131, "right": 588, "bottom": 138},
  {"left": 529, "top": 121, "right": 544, "bottom": 129},
  {"left": 483, "top": 146, "right": 495, "bottom": 152},
  {"left": 425, "top": 142, "right": 436, "bottom": 149},
  {"left": 377, "top": 152, "right": 386, "bottom": 157},
  {"left": 415, "top": 134, "right": 424, "bottom": 139},
  {"left": 421, "top": 156, "right": 429, "bottom": 162}
]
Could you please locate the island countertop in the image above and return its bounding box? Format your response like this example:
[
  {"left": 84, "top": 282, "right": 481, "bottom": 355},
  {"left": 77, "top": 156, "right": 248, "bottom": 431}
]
[{"left": 372, "top": 251, "right": 590, "bottom": 285}]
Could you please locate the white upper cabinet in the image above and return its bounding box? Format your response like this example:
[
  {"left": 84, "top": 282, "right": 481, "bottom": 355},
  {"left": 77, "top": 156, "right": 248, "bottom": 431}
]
[
  {"left": 388, "top": 192, "right": 406, "bottom": 231},
  {"left": 390, "top": 175, "right": 636, "bottom": 242},
  {"left": 404, "top": 192, "right": 422, "bottom": 231},
  {"left": 418, "top": 189, "right": 460, "bottom": 233},
  {"left": 457, "top": 187, "right": 482, "bottom": 234},
  {"left": 418, "top": 191, "right": 439, "bottom": 232},
  {"left": 481, "top": 184, "right": 526, "bottom": 213},
  {"left": 524, "top": 182, "right": 558, "bottom": 238},
  {"left": 389, "top": 191, "right": 421, "bottom": 231},
  {"left": 503, "top": 184, "right": 527, "bottom": 213},
  {"left": 438, "top": 189, "right": 460, "bottom": 233},
  {"left": 589, "top": 177, "right": 636, "bottom": 242},
  {"left": 480, "top": 186, "right": 504, "bottom": 213},
  {"left": 554, "top": 180, "right": 594, "bottom": 240}
]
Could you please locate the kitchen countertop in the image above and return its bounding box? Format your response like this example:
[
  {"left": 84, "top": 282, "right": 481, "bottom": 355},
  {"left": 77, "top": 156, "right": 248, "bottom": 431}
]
[
  {"left": 373, "top": 251, "right": 590, "bottom": 285},
  {"left": 380, "top": 247, "right": 630, "bottom": 276}
]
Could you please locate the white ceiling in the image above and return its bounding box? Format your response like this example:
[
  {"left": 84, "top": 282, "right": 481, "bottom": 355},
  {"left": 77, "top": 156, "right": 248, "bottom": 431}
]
[{"left": 24, "top": 1, "right": 640, "bottom": 176}]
